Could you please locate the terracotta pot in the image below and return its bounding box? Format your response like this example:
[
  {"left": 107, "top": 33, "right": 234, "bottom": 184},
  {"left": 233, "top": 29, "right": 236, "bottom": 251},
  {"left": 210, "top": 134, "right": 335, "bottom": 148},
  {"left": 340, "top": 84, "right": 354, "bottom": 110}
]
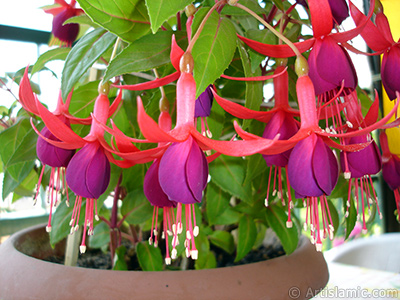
[{"left": 0, "top": 224, "right": 328, "bottom": 300}]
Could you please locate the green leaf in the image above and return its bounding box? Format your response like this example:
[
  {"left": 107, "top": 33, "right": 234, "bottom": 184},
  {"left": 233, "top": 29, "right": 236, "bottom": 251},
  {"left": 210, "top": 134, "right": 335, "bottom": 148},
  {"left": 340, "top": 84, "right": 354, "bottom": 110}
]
[
  {"left": 145, "top": 0, "right": 192, "bottom": 33},
  {"left": 103, "top": 31, "right": 186, "bottom": 82},
  {"left": 209, "top": 230, "right": 235, "bottom": 254},
  {"left": 89, "top": 222, "right": 110, "bottom": 249},
  {"left": 235, "top": 215, "right": 257, "bottom": 262},
  {"left": 209, "top": 155, "right": 252, "bottom": 202},
  {"left": 237, "top": 40, "right": 263, "bottom": 130},
  {"left": 221, "top": 0, "right": 266, "bottom": 15},
  {"left": 113, "top": 246, "right": 128, "bottom": 270},
  {"left": 50, "top": 193, "right": 79, "bottom": 246},
  {"left": 0, "top": 119, "right": 37, "bottom": 185},
  {"left": 13, "top": 169, "right": 37, "bottom": 199},
  {"left": 265, "top": 205, "right": 299, "bottom": 254},
  {"left": 205, "top": 182, "right": 230, "bottom": 225},
  {"left": 243, "top": 154, "right": 267, "bottom": 187},
  {"left": 77, "top": 0, "right": 150, "bottom": 43},
  {"left": 61, "top": 28, "right": 117, "bottom": 99},
  {"left": 245, "top": 29, "right": 277, "bottom": 73},
  {"left": 121, "top": 189, "right": 153, "bottom": 225},
  {"left": 192, "top": 8, "right": 237, "bottom": 98},
  {"left": 68, "top": 80, "right": 100, "bottom": 119},
  {"left": 64, "top": 14, "right": 99, "bottom": 28},
  {"left": 32, "top": 48, "right": 71, "bottom": 75},
  {"left": 2, "top": 171, "right": 19, "bottom": 199},
  {"left": 136, "top": 242, "right": 163, "bottom": 271},
  {"left": 327, "top": 199, "right": 339, "bottom": 238},
  {"left": 344, "top": 197, "right": 357, "bottom": 239}
]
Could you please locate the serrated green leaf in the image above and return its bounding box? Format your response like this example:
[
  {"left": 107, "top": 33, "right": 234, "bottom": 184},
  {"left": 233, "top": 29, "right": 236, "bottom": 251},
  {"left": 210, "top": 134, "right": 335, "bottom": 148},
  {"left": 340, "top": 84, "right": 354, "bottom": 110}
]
[
  {"left": 192, "top": 9, "right": 237, "bottom": 97},
  {"left": 61, "top": 28, "right": 117, "bottom": 99},
  {"left": 77, "top": 0, "right": 150, "bottom": 43},
  {"left": 209, "top": 155, "right": 252, "bottom": 202},
  {"left": 121, "top": 189, "right": 153, "bottom": 225},
  {"left": 136, "top": 242, "right": 163, "bottom": 271},
  {"left": 89, "top": 222, "right": 110, "bottom": 249},
  {"left": 145, "top": 0, "right": 192, "bottom": 33},
  {"left": 209, "top": 230, "right": 235, "bottom": 254},
  {"left": 265, "top": 205, "right": 298, "bottom": 254},
  {"left": 103, "top": 31, "right": 186, "bottom": 82},
  {"left": 113, "top": 245, "right": 128, "bottom": 270},
  {"left": 235, "top": 215, "right": 257, "bottom": 262},
  {"left": 32, "top": 48, "right": 71, "bottom": 75}
]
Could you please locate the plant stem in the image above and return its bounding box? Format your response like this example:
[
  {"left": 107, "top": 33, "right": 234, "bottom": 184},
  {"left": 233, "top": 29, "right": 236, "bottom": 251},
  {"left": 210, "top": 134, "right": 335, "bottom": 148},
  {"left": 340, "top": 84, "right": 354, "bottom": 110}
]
[
  {"left": 110, "top": 173, "right": 122, "bottom": 262},
  {"left": 234, "top": 3, "right": 302, "bottom": 58},
  {"left": 64, "top": 227, "right": 82, "bottom": 266},
  {"left": 186, "top": 0, "right": 227, "bottom": 53}
]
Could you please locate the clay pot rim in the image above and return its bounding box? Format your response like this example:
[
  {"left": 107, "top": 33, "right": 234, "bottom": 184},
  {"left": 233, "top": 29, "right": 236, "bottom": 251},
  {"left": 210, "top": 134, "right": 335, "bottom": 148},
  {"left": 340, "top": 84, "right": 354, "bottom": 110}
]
[{"left": 5, "top": 223, "right": 310, "bottom": 273}]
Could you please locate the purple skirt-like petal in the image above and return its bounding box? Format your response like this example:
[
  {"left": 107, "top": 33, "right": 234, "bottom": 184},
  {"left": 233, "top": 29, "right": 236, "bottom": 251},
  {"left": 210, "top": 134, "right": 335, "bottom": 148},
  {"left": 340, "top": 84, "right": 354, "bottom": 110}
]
[{"left": 66, "top": 142, "right": 110, "bottom": 199}]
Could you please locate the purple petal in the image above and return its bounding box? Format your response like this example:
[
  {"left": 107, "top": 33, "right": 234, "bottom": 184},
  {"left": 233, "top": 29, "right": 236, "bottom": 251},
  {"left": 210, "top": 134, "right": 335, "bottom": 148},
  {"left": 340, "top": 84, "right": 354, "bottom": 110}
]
[
  {"left": 316, "top": 37, "right": 357, "bottom": 92},
  {"left": 382, "top": 156, "right": 400, "bottom": 190},
  {"left": 195, "top": 85, "right": 213, "bottom": 117},
  {"left": 309, "top": 40, "right": 338, "bottom": 96},
  {"left": 312, "top": 136, "right": 338, "bottom": 195},
  {"left": 328, "top": 0, "right": 349, "bottom": 25},
  {"left": 288, "top": 134, "right": 324, "bottom": 197},
  {"left": 37, "top": 126, "right": 75, "bottom": 167},
  {"left": 262, "top": 111, "right": 299, "bottom": 167},
  {"left": 66, "top": 142, "right": 110, "bottom": 199},
  {"left": 86, "top": 146, "right": 111, "bottom": 199},
  {"left": 381, "top": 46, "right": 400, "bottom": 100},
  {"left": 159, "top": 137, "right": 197, "bottom": 204},
  {"left": 144, "top": 159, "right": 176, "bottom": 207},
  {"left": 186, "top": 138, "right": 209, "bottom": 202},
  {"left": 340, "top": 136, "right": 382, "bottom": 178}
]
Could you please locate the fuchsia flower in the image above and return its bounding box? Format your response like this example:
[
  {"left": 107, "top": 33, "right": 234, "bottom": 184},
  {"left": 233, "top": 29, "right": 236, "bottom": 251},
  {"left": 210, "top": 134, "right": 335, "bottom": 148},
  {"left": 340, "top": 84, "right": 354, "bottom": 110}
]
[
  {"left": 308, "top": 36, "right": 357, "bottom": 98},
  {"left": 212, "top": 65, "right": 299, "bottom": 213},
  {"left": 328, "top": 0, "right": 349, "bottom": 26},
  {"left": 380, "top": 131, "right": 400, "bottom": 215},
  {"left": 43, "top": 0, "right": 84, "bottom": 46},
  {"left": 350, "top": 3, "right": 400, "bottom": 100}
]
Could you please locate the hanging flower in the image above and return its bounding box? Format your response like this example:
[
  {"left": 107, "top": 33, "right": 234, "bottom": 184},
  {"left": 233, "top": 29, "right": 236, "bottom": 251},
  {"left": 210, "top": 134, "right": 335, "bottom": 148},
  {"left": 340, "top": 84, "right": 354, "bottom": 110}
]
[
  {"left": 380, "top": 131, "right": 400, "bottom": 216},
  {"left": 350, "top": 3, "right": 400, "bottom": 100},
  {"left": 43, "top": 0, "right": 84, "bottom": 46},
  {"left": 328, "top": 0, "right": 349, "bottom": 26}
]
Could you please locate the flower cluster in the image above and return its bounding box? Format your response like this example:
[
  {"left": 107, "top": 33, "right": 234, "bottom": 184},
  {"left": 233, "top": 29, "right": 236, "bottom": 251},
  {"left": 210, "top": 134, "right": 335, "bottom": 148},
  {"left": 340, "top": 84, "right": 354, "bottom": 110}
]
[{"left": 9, "top": 0, "right": 400, "bottom": 269}]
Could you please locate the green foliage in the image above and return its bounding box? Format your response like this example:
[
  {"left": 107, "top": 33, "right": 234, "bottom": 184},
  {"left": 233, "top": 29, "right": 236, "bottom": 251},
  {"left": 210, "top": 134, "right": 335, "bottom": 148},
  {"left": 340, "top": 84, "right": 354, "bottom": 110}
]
[
  {"left": 136, "top": 242, "right": 163, "bottom": 271},
  {"left": 61, "top": 28, "right": 117, "bottom": 99},
  {"left": 191, "top": 8, "right": 237, "bottom": 97}
]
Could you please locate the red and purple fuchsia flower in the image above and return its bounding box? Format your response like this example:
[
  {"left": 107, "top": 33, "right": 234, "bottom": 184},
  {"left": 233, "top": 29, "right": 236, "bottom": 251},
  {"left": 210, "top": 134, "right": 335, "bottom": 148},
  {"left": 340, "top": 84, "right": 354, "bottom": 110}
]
[{"left": 43, "top": 0, "right": 84, "bottom": 46}]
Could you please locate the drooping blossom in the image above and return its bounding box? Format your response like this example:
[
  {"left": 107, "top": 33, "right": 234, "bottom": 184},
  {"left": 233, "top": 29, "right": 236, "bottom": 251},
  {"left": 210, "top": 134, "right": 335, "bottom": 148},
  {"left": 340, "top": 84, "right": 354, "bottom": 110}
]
[
  {"left": 350, "top": 2, "right": 400, "bottom": 100},
  {"left": 43, "top": 0, "right": 84, "bottom": 46},
  {"left": 340, "top": 134, "right": 382, "bottom": 233},
  {"left": 27, "top": 80, "right": 166, "bottom": 252},
  {"left": 380, "top": 131, "right": 400, "bottom": 216},
  {"left": 211, "top": 64, "right": 299, "bottom": 218},
  {"left": 328, "top": 0, "right": 349, "bottom": 26}
]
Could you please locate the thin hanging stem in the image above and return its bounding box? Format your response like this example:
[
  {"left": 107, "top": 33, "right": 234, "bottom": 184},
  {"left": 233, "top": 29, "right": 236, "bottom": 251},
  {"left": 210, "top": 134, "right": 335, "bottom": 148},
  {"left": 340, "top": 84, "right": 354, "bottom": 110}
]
[
  {"left": 233, "top": 3, "right": 302, "bottom": 58},
  {"left": 186, "top": 0, "right": 227, "bottom": 53}
]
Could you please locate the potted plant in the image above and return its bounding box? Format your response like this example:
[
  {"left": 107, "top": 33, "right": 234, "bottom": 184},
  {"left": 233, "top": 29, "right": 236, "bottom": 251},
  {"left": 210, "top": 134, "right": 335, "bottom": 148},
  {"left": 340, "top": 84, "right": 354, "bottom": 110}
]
[{"left": 0, "top": 0, "right": 399, "bottom": 299}]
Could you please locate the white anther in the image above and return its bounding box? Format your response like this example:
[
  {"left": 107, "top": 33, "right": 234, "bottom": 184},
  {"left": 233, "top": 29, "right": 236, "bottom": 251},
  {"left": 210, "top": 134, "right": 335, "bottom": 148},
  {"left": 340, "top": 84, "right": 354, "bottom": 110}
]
[{"left": 80, "top": 245, "right": 87, "bottom": 254}]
